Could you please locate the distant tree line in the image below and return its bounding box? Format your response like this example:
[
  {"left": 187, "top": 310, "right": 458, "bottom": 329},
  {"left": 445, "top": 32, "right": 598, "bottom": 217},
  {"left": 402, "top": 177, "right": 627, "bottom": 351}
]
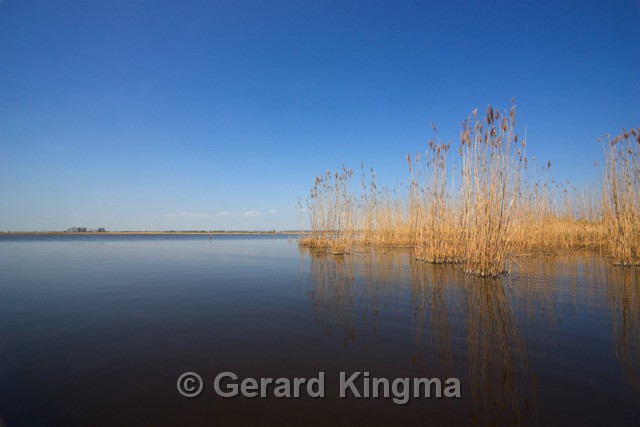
[{"left": 66, "top": 227, "right": 106, "bottom": 232}]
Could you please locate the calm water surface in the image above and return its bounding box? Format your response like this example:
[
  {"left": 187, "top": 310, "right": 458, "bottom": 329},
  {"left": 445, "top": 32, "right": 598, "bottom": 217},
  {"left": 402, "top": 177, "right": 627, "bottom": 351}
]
[{"left": 0, "top": 235, "right": 638, "bottom": 426}]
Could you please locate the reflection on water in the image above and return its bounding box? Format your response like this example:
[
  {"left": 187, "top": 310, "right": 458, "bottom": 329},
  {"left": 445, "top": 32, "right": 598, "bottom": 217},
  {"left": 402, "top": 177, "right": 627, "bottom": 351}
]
[
  {"left": 514, "top": 255, "right": 640, "bottom": 397},
  {"left": 1, "top": 236, "right": 638, "bottom": 426},
  {"left": 609, "top": 267, "right": 640, "bottom": 397},
  {"left": 300, "top": 249, "right": 407, "bottom": 349},
  {"left": 300, "top": 248, "right": 639, "bottom": 425}
]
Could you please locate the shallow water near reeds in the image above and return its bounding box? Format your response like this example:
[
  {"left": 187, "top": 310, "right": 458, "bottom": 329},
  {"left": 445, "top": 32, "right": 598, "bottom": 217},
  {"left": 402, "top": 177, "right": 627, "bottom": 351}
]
[{"left": 0, "top": 235, "right": 638, "bottom": 426}]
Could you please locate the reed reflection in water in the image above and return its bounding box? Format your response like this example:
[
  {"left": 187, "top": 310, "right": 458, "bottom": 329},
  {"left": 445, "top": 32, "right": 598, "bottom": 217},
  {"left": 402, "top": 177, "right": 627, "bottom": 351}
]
[
  {"left": 299, "top": 248, "right": 639, "bottom": 425},
  {"left": 512, "top": 254, "right": 640, "bottom": 398}
]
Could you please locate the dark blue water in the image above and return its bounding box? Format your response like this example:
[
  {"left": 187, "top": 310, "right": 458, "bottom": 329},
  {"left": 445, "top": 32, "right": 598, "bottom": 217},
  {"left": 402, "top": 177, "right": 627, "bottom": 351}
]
[{"left": 0, "top": 235, "right": 638, "bottom": 426}]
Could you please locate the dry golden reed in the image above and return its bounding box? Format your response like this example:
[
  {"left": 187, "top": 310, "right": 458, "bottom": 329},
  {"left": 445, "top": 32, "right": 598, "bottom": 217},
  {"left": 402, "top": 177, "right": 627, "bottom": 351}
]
[
  {"left": 457, "top": 105, "right": 524, "bottom": 276},
  {"left": 299, "top": 104, "right": 637, "bottom": 276},
  {"left": 601, "top": 128, "right": 640, "bottom": 266}
]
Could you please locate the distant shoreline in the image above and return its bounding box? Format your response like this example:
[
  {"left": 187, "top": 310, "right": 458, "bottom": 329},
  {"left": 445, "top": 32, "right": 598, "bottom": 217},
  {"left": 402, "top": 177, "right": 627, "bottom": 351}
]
[{"left": 0, "top": 231, "right": 307, "bottom": 236}]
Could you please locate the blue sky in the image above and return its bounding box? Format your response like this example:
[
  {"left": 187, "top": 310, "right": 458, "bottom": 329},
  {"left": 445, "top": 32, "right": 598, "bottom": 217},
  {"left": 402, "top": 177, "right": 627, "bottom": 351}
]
[{"left": 1, "top": 0, "right": 638, "bottom": 231}]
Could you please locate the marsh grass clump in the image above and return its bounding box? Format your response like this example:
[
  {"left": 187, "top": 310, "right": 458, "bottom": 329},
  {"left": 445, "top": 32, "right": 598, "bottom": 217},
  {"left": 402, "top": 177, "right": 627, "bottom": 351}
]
[
  {"left": 298, "top": 104, "right": 634, "bottom": 276},
  {"left": 458, "top": 105, "right": 525, "bottom": 276},
  {"left": 410, "top": 126, "right": 464, "bottom": 264},
  {"left": 299, "top": 166, "right": 355, "bottom": 254},
  {"left": 602, "top": 128, "right": 640, "bottom": 266},
  {"left": 357, "top": 166, "right": 413, "bottom": 248}
]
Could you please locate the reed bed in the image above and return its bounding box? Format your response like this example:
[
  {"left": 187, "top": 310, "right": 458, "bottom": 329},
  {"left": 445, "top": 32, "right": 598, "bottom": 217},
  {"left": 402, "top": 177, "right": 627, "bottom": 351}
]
[
  {"left": 602, "top": 128, "right": 640, "bottom": 266},
  {"left": 458, "top": 106, "right": 524, "bottom": 276},
  {"left": 299, "top": 104, "right": 638, "bottom": 276},
  {"left": 409, "top": 125, "right": 463, "bottom": 264}
]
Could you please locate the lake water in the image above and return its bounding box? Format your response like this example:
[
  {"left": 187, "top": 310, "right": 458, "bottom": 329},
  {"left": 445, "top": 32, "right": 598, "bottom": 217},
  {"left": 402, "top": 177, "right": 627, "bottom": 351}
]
[{"left": 0, "top": 235, "right": 638, "bottom": 426}]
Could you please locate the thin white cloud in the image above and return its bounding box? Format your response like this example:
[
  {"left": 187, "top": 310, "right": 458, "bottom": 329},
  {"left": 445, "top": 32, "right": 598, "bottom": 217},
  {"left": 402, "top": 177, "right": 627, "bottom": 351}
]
[
  {"left": 167, "top": 212, "right": 212, "bottom": 219},
  {"left": 268, "top": 209, "right": 278, "bottom": 214},
  {"left": 217, "top": 210, "right": 262, "bottom": 217}
]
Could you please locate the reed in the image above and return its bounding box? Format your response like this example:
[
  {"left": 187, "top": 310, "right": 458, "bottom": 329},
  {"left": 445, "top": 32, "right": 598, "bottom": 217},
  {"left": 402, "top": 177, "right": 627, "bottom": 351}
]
[
  {"left": 410, "top": 124, "right": 464, "bottom": 264},
  {"left": 458, "top": 105, "right": 524, "bottom": 276},
  {"left": 299, "top": 166, "right": 355, "bottom": 254},
  {"left": 601, "top": 128, "right": 640, "bottom": 266},
  {"left": 299, "top": 105, "right": 635, "bottom": 276}
]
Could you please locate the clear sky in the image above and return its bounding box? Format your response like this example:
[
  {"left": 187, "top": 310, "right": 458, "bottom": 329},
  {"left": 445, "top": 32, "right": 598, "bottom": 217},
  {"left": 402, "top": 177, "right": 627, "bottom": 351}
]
[{"left": 1, "top": 0, "right": 638, "bottom": 231}]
